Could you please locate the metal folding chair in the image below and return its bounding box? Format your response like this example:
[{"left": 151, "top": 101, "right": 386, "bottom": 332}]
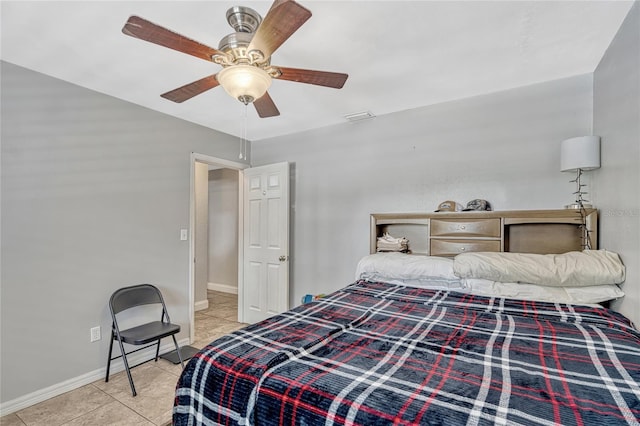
[{"left": 105, "top": 284, "right": 184, "bottom": 396}]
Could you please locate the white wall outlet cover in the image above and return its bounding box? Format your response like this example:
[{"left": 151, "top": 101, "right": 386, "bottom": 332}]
[{"left": 90, "top": 326, "right": 101, "bottom": 342}]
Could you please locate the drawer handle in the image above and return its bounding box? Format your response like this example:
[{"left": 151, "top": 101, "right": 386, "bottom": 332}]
[
  {"left": 460, "top": 247, "right": 466, "bottom": 251},
  {"left": 459, "top": 225, "right": 466, "bottom": 230}
]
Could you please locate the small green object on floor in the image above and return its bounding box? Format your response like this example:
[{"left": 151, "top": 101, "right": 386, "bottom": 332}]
[{"left": 160, "top": 345, "right": 200, "bottom": 364}]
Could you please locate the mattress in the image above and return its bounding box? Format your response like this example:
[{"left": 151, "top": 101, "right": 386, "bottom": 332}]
[{"left": 173, "top": 280, "right": 640, "bottom": 425}]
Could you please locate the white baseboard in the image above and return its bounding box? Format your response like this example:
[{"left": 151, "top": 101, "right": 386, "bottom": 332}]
[
  {"left": 0, "top": 337, "right": 190, "bottom": 417},
  {"left": 207, "top": 282, "right": 238, "bottom": 294},
  {"left": 194, "top": 299, "right": 209, "bottom": 311}
]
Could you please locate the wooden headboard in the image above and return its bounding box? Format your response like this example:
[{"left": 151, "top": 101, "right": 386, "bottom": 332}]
[{"left": 370, "top": 209, "right": 597, "bottom": 257}]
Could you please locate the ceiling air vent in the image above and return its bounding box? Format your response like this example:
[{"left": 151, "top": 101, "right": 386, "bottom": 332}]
[{"left": 344, "top": 111, "right": 376, "bottom": 123}]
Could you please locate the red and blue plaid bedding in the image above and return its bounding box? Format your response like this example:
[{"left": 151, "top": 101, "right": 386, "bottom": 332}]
[{"left": 174, "top": 280, "right": 640, "bottom": 425}]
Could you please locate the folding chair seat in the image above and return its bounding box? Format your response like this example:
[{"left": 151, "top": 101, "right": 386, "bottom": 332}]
[{"left": 105, "top": 284, "right": 184, "bottom": 396}]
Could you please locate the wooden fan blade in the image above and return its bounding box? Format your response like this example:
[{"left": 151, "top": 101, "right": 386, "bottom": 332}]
[
  {"left": 268, "top": 0, "right": 292, "bottom": 10},
  {"left": 253, "top": 92, "right": 280, "bottom": 118},
  {"left": 160, "top": 74, "right": 221, "bottom": 103},
  {"left": 247, "top": 1, "right": 311, "bottom": 60},
  {"left": 122, "top": 16, "right": 222, "bottom": 62},
  {"left": 274, "top": 67, "right": 348, "bottom": 89}
]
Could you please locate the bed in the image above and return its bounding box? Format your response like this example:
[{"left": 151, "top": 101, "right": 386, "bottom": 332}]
[{"left": 174, "top": 233, "right": 639, "bottom": 425}]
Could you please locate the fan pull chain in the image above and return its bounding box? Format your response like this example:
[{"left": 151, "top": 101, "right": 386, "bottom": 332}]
[
  {"left": 239, "top": 104, "right": 248, "bottom": 160},
  {"left": 243, "top": 104, "right": 248, "bottom": 160}
]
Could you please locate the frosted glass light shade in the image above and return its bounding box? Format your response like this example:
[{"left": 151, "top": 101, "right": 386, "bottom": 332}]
[
  {"left": 217, "top": 65, "right": 271, "bottom": 104},
  {"left": 560, "top": 136, "right": 601, "bottom": 172}
]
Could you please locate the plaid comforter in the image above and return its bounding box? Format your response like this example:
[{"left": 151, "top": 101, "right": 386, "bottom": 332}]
[{"left": 174, "top": 280, "right": 640, "bottom": 425}]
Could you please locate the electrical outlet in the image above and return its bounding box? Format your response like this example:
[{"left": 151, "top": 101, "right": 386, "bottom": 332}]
[{"left": 90, "top": 326, "right": 101, "bottom": 342}]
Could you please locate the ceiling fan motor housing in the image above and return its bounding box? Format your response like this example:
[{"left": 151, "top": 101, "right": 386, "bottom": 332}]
[
  {"left": 226, "top": 6, "right": 262, "bottom": 33},
  {"left": 217, "top": 7, "right": 268, "bottom": 66}
]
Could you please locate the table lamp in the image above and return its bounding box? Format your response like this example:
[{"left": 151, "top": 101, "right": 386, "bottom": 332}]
[{"left": 560, "top": 136, "right": 601, "bottom": 209}]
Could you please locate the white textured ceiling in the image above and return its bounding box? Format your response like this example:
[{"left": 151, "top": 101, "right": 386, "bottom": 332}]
[{"left": 1, "top": 1, "right": 634, "bottom": 141}]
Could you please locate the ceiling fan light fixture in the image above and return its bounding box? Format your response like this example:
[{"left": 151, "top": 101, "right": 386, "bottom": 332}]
[{"left": 217, "top": 65, "right": 272, "bottom": 105}]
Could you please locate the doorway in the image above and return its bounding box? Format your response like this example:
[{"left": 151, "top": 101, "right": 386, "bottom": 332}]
[{"left": 189, "top": 153, "right": 247, "bottom": 344}]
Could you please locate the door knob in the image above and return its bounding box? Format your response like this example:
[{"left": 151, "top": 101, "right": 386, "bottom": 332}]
[{"left": 279, "top": 255, "right": 288, "bottom": 262}]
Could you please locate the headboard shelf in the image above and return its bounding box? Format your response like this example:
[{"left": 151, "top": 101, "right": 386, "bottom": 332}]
[
  {"left": 371, "top": 209, "right": 597, "bottom": 256},
  {"left": 376, "top": 218, "right": 430, "bottom": 226}
]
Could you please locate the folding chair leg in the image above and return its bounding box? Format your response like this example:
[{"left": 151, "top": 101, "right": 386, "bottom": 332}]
[
  {"left": 116, "top": 337, "right": 137, "bottom": 397},
  {"left": 172, "top": 335, "right": 185, "bottom": 368},
  {"left": 105, "top": 329, "right": 115, "bottom": 383},
  {"left": 155, "top": 340, "right": 161, "bottom": 362}
]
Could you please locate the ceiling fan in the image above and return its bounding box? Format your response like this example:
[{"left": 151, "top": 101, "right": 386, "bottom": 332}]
[{"left": 122, "top": 0, "right": 349, "bottom": 118}]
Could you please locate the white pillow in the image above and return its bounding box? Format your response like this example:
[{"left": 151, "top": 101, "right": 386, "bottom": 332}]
[
  {"left": 461, "top": 278, "right": 624, "bottom": 304},
  {"left": 356, "top": 253, "right": 462, "bottom": 289},
  {"left": 453, "top": 250, "right": 625, "bottom": 287},
  {"left": 359, "top": 273, "right": 466, "bottom": 290}
]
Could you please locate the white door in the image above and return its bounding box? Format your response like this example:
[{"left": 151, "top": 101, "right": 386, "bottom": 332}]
[{"left": 242, "top": 162, "right": 289, "bottom": 324}]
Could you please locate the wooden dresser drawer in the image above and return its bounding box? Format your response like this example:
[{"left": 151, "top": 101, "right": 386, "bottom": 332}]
[
  {"left": 430, "top": 239, "right": 501, "bottom": 256},
  {"left": 430, "top": 218, "right": 501, "bottom": 238}
]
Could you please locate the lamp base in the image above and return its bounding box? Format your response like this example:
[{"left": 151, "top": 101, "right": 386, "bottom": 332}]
[{"left": 564, "top": 203, "right": 593, "bottom": 210}]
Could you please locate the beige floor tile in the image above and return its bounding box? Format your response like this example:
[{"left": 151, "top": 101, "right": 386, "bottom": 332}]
[
  {"left": 206, "top": 296, "right": 237, "bottom": 308},
  {"left": 214, "top": 297, "right": 237, "bottom": 304},
  {"left": 195, "top": 316, "right": 246, "bottom": 344},
  {"left": 94, "top": 363, "right": 179, "bottom": 425},
  {"left": 194, "top": 315, "right": 227, "bottom": 339},
  {"left": 194, "top": 311, "right": 212, "bottom": 321},
  {"left": 222, "top": 310, "right": 241, "bottom": 321},
  {"left": 212, "top": 305, "right": 238, "bottom": 319},
  {"left": 60, "top": 400, "right": 154, "bottom": 426},
  {"left": 94, "top": 362, "right": 167, "bottom": 393},
  {"left": 216, "top": 320, "right": 246, "bottom": 335},
  {"left": 199, "top": 302, "right": 237, "bottom": 318},
  {"left": 192, "top": 324, "right": 246, "bottom": 350},
  {"left": 0, "top": 414, "right": 26, "bottom": 426},
  {"left": 14, "top": 385, "right": 113, "bottom": 426},
  {"left": 155, "top": 357, "right": 187, "bottom": 376}
]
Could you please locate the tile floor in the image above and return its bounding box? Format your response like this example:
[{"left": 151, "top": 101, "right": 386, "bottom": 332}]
[{"left": 1, "top": 290, "right": 246, "bottom": 426}]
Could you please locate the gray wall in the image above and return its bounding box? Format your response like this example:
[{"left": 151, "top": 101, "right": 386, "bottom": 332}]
[
  {"left": 0, "top": 61, "right": 248, "bottom": 403},
  {"left": 252, "top": 74, "right": 595, "bottom": 307},
  {"left": 593, "top": 2, "right": 640, "bottom": 325},
  {"left": 208, "top": 168, "right": 239, "bottom": 291}
]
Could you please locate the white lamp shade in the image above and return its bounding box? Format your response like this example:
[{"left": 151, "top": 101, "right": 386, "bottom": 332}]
[
  {"left": 560, "top": 136, "right": 601, "bottom": 172},
  {"left": 217, "top": 65, "right": 272, "bottom": 103}
]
